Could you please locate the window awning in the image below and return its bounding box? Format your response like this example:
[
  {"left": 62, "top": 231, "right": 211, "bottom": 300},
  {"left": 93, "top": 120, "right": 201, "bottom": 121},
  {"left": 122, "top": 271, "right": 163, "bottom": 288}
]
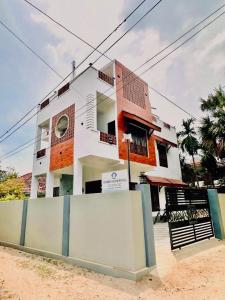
[
  {"left": 146, "top": 176, "right": 187, "bottom": 187},
  {"left": 154, "top": 135, "right": 178, "bottom": 148},
  {"left": 122, "top": 111, "right": 161, "bottom": 132}
]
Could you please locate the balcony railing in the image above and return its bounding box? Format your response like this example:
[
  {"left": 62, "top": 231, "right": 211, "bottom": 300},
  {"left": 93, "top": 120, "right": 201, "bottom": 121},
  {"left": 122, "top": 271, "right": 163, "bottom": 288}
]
[
  {"left": 130, "top": 143, "right": 148, "bottom": 157},
  {"left": 98, "top": 71, "right": 114, "bottom": 86},
  {"left": 100, "top": 132, "right": 116, "bottom": 145},
  {"left": 36, "top": 148, "right": 46, "bottom": 159}
]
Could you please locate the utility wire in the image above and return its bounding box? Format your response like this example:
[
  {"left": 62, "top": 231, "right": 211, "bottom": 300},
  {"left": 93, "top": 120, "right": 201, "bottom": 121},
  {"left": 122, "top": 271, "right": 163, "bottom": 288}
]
[
  {"left": 0, "top": 19, "right": 62, "bottom": 78},
  {"left": 0, "top": 0, "right": 149, "bottom": 140},
  {"left": 79, "top": 4, "right": 225, "bottom": 118},
  {"left": 75, "top": 10, "right": 225, "bottom": 122},
  {"left": 1, "top": 5, "right": 224, "bottom": 159},
  {"left": 92, "top": 0, "right": 162, "bottom": 65},
  {"left": 74, "top": 0, "right": 148, "bottom": 69},
  {"left": 24, "top": 0, "right": 111, "bottom": 63},
  {"left": 149, "top": 86, "right": 198, "bottom": 119},
  {"left": 2, "top": 1, "right": 222, "bottom": 143}
]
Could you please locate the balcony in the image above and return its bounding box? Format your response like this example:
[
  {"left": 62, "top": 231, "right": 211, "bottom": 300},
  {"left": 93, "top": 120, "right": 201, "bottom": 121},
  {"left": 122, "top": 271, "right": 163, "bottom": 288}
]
[
  {"left": 98, "top": 71, "right": 114, "bottom": 86},
  {"left": 100, "top": 132, "right": 116, "bottom": 145},
  {"left": 36, "top": 148, "right": 46, "bottom": 159}
]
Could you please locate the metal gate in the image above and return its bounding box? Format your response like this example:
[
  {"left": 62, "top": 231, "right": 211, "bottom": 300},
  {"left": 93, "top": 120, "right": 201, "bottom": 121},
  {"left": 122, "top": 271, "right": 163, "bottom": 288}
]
[{"left": 165, "top": 187, "right": 214, "bottom": 250}]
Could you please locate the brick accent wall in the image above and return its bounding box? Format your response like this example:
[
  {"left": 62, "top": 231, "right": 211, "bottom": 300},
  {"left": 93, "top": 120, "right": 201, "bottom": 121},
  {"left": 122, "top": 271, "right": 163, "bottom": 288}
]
[
  {"left": 51, "top": 104, "right": 75, "bottom": 147},
  {"left": 122, "top": 67, "right": 146, "bottom": 109},
  {"left": 115, "top": 61, "right": 157, "bottom": 166},
  {"left": 50, "top": 104, "right": 75, "bottom": 171},
  {"left": 50, "top": 138, "right": 74, "bottom": 171}
]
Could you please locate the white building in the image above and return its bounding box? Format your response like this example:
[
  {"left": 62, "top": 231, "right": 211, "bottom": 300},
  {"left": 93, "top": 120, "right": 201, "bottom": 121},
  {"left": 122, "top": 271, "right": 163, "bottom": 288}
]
[{"left": 31, "top": 60, "right": 185, "bottom": 212}]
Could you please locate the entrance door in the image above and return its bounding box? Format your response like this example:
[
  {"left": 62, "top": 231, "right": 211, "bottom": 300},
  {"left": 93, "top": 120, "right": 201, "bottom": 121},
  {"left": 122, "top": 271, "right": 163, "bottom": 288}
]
[
  {"left": 150, "top": 185, "right": 160, "bottom": 211},
  {"left": 85, "top": 180, "right": 102, "bottom": 194}
]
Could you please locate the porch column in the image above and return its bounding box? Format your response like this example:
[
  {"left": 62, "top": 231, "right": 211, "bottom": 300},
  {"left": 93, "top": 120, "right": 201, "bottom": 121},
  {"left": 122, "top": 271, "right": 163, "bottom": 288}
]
[
  {"left": 46, "top": 172, "right": 54, "bottom": 197},
  {"left": 73, "top": 159, "right": 83, "bottom": 195},
  {"left": 30, "top": 175, "right": 38, "bottom": 199}
]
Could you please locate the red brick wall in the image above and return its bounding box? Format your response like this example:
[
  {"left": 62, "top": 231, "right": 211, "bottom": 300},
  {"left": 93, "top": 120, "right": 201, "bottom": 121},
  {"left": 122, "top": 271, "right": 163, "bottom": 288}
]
[
  {"left": 50, "top": 138, "right": 74, "bottom": 171},
  {"left": 115, "top": 61, "right": 156, "bottom": 166},
  {"left": 50, "top": 104, "right": 75, "bottom": 171},
  {"left": 51, "top": 104, "right": 75, "bottom": 147}
]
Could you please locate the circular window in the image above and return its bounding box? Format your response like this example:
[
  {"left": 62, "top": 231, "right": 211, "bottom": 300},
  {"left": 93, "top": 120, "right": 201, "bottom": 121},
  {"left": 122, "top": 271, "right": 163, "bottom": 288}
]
[{"left": 55, "top": 115, "right": 69, "bottom": 138}]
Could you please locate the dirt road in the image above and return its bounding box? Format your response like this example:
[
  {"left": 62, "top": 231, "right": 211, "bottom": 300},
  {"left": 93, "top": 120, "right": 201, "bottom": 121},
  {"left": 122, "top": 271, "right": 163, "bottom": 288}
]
[{"left": 0, "top": 239, "right": 225, "bottom": 299}]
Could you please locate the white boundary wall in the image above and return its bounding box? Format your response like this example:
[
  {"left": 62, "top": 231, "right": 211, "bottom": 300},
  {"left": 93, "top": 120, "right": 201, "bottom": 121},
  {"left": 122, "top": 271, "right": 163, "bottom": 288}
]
[
  {"left": 69, "top": 191, "right": 146, "bottom": 271},
  {"left": 0, "top": 190, "right": 150, "bottom": 280},
  {"left": 25, "top": 197, "right": 64, "bottom": 254},
  {"left": 0, "top": 200, "right": 23, "bottom": 244}
]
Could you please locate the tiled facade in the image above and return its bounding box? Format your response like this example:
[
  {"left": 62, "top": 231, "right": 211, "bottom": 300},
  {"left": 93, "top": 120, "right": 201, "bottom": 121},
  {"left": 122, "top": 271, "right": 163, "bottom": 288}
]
[
  {"left": 115, "top": 60, "right": 157, "bottom": 166},
  {"left": 50, "top": 104, "right": 75, "bottom": 171}
]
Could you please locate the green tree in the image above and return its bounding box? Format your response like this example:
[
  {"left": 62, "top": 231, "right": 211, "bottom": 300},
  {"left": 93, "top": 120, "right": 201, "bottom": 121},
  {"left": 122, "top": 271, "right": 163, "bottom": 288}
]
[
  {"left": 200, "top": 86, "right": 225, "bottom": 162},
  {"left": 178, "top": 118, "right": 200, "bottom": 186},
  {"left": 179, "top": 155, "right": 195, "bottom": 186},
  {"left": 0, "top": 169, "right": 25, "bottom": 201}
]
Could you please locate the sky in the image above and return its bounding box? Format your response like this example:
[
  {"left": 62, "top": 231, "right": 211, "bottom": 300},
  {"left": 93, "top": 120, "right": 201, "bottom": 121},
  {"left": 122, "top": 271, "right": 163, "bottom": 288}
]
[{"left": 0, "top": 0, "right": 224, "bottom": 175}]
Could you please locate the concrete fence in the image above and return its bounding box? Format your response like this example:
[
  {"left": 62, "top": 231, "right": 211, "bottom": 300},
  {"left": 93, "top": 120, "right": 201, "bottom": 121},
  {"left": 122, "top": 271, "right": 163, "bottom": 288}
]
[{"left": 0, "top": 186, "right": 156, "bottom": 280}]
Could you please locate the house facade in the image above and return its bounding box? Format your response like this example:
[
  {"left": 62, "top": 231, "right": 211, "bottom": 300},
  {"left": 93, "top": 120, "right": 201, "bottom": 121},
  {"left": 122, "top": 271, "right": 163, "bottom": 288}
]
[{"left": 31, "top": 60, "right": 184, "bottom": 211}]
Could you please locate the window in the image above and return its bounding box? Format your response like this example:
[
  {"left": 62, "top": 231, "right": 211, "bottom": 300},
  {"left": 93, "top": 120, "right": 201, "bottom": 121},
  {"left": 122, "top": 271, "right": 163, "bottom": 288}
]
[
  {"left": 53, "top": 187, "right": 60, "bottom": 197},
  {"left": 55, "top": 115, "right": 69, "bottom": 138},
  {"left": 58, "top": 83, "right": 70, "bottom": 97},
  {"left": 157, "top": 142, "right": 168, "bottom": 168},
  {"left": 108, "top": 121, "right": 116, "bottom": 136},
  {"left": 85, "top": 180, "right": 102, "bottom": 194},
  {"left": 127, "top": 122, "right": 148, "bottom": 156}
]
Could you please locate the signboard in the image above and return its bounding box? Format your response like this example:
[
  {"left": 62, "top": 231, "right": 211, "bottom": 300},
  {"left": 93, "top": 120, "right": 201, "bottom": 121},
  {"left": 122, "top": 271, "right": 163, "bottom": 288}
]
[{"left": 102, "top": 170, "right": 129, "bottom": 193}]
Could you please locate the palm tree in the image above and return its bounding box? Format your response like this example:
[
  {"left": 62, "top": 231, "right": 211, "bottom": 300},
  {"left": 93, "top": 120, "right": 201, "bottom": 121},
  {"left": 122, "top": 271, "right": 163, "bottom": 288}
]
[
  {"left": 178, "top": 118, "right": 200, "bottom": 186},
  {"left": 200, "top": 86, "right": 225, "bottom": 163}
]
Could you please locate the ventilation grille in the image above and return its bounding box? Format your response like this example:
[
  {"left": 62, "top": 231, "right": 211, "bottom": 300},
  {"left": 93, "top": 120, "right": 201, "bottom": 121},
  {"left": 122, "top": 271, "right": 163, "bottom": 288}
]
[
  {"left": 122, "top": 67, "right": 146, "bottom": 109},
  {"left": 86, "top": 94, "right": 95, "bottom": 129}
]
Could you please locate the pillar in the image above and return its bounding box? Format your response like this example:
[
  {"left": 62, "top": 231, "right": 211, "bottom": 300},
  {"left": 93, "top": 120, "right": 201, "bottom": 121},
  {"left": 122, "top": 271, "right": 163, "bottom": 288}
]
[
  {"left": 208, "top": 189, "right": 224, "bottom": 239},
  {"left": 30, "top": 175, "right": 38, "bottom": 199},
  {"left": 136, "top": 184, "right": 156, "bottom": 267},
  {"left": 46, "top": 172, "right": 54, "bottom": 197},
  {"left": 73, "top": 159, "right": 83, "bottom": 195}
]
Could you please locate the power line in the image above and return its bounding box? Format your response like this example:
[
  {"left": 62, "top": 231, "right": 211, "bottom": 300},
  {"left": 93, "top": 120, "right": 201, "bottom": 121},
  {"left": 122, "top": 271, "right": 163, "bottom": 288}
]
[
  {"left": 1, "top": 5, "right": 224, "bottom": 159},
  {"left": 2, "top": 1, "right": 222, "bottom": 143},
  {"left": 75, "top": 10, "right": 225, "bottom": 122},
  {"left": 0, "top": 0, "right": 149, "bottom": 141},
  {"left": 80, "top": 4, "right": 225, "bottom": 118},
  {"left": 138, "top": 11, "right": 225, "bottom": 75},
  {"left": 92, "top": 0, "right": 162, "bottom": 65},
  {"left": 74, "top": 0, "right": 148, "bottom": 69},
  {"left": 148, "top": 86, "right": 198, "bottom": 119},
  {"left": 23, "top": 0, "right": 112, "bottom": 63},
  {"left": 0, "top": 19, "right": 62, "bottom": 78}
]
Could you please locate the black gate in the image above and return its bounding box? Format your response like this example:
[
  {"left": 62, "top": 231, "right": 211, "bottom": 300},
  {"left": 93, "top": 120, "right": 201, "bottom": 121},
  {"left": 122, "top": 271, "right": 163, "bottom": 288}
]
[{"left": 165, "top": 187, "right": 214, "bottom": 250}]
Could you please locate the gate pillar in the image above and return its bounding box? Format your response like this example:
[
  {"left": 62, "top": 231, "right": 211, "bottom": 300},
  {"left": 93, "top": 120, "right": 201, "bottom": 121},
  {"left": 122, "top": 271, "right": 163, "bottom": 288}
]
[
  {"left": 136, "top": 184, "right": 156, "bottom": 268},
  {"left": 208, "top": 189, "right": 224, "bottom": 240}
]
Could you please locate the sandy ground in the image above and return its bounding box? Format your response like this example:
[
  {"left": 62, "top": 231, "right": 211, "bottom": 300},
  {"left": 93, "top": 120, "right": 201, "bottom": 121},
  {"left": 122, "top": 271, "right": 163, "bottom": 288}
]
[{"left": 0, "top": 238, "right": 225, "bottom": 300}]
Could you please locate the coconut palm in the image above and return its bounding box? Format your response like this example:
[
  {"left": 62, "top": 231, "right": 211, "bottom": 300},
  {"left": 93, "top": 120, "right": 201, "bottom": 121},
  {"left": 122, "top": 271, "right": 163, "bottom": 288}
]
[
  {"left": 200, "top": 86, "right": 225, "bottom": 162},
  {"left": 178, "top": 118, "right": 200, "bottom": 186}
]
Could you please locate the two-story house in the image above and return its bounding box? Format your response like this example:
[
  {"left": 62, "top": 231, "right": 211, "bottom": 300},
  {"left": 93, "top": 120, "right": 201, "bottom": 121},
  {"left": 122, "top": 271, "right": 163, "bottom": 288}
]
[{"left": 31, "top": 60, "right": 185, "bottom": 212}]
